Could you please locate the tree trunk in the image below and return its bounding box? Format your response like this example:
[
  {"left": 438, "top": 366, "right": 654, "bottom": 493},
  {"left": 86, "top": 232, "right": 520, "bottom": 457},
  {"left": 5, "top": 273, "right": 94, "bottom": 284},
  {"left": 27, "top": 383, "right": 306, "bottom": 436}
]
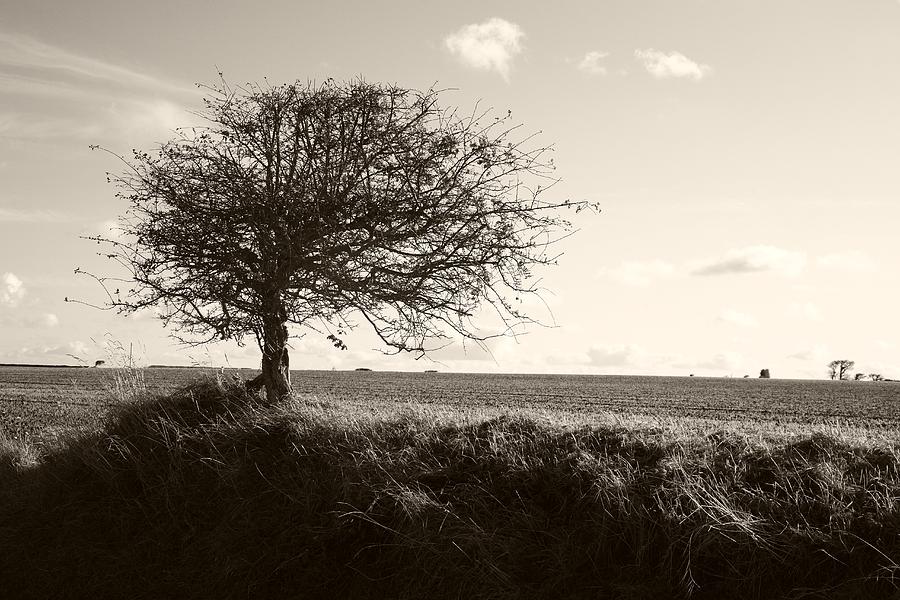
[{"left": 246, "top": 317, "right": 292, "bottom": 401}]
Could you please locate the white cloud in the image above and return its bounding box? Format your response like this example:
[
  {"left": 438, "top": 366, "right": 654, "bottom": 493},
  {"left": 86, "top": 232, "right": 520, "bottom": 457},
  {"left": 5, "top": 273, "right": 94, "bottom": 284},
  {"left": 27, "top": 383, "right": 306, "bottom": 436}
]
[
  {"left": 599, "top": 246, "right": 808, "bottom": 284},
  {"left": 596, "top": 259, "right": 676, "bottom": 286},
  {"left": 0, "top": 101, "right": 192, "bottom": 143},
  {"left": 691, "top": 245, "right": 806, "bottom": 277},
  {"left": 54, "top": 341, "right": 92, "bottom": 360},
  {"left": 634, "top": 48, "right": 711, "bottom": 80},
  {"left": 717, "top": 308, "right": 759, "bottom": 328},
  {"left": 674, "top": 351, "right": 746, "bottom": 374},
  {"left": 444, "top": 18, "right": 525, "bottom": 80},
  {"left": 544, "top": 349, "right": 595, "bottom": 367},
  {"left": 544, "top": 343, "right": 678, "bottom": 374},
  {"left": 0, "top": 207, "right": 70, "bottom": 223},
  {"left": 10, "top": 340, "right": 91, "bottom": 363},
  {"left": 0, "top": 31, "right": 196, "bottom": 143},
  {"left": 697, "top": 352, "right": 744, "bottom": 371},
  {"left": 1, "top": 272, "right": 25, "bottom": 306},
  {"left": 127, "top": 306, "right": 166, "bottom": 321},
  {"left": 587, "top": 344, "right": 646, "bottom": 367},
  {"left": 0, "top": 112, "right": 102, "bottom": 140},
  {"left": 3, "top": 312, "right": 61, "bottom": 328},
  {"left": 0, "top": 31, "right": 186, "bottom": 96},
  {"left": 82, "top": 219, "right": 129, "bottom": 242},
  {"left": 789, "top": 301, "right": 823, "bottom": 321},
  {"left": 577, "top": 51, "right": 610, "bottom": 75},
  {"left": 106, "top": 98, "right": 194, "bottom": 138},
  {"left": 816, "top": 250, "right": 877, "bottom": 273},
  {"left": 788, "top": 344, "right": 829, "bottom": 362}
]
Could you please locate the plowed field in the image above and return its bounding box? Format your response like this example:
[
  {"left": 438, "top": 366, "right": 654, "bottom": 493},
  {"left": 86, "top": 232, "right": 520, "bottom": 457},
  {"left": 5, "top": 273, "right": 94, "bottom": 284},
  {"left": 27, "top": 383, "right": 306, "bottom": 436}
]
[{"left": 2, "top": 366, "right": 898, "bottom": 439}]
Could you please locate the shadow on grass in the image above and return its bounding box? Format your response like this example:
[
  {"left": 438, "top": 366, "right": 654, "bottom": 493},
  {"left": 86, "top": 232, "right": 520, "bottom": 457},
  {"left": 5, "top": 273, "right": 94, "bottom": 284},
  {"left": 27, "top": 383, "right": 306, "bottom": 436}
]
[{"left": 1, "top": 380, "right": 899, "bottom": 599}]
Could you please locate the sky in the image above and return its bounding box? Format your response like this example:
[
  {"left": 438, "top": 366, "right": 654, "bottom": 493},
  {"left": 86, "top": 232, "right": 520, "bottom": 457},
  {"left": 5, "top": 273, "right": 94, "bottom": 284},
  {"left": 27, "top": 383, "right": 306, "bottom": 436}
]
[{"left": 0, "top": 0, "right": 898, "bottom": 379}]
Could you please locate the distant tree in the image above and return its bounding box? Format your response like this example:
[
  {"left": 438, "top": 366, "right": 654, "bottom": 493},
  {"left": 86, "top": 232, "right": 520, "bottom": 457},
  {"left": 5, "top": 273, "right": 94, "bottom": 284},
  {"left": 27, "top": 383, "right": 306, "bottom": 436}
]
[
  {"left": 76, "top": 78, "right": 596, "bottom": 401},
  {"left": 869, "top": 373, "right": 884, "bottom": 382},
  {"left": 854, "top": 373, "right": 866, "bottom": 381},
  {"left": 759, "top": 369, "right": 770, "bottom": 378},
  {"left": 827, "top": 359, "right": 854, "bottom": 381},
  {"left": 93, "top": 360, "right": 105, "bottom": 368}
]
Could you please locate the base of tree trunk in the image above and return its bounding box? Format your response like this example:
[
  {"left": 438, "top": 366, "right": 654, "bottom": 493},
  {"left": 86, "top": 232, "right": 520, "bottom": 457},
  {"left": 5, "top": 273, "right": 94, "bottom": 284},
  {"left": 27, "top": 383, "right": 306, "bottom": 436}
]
[
  {"left": 245, "top": 373, "right": 266, "bottom": 394},
  {"left": 249, "top": 324, "right": 292, "bottom": 402},
  {"left": 244, "top": 371, "right": 291, "bottom": 402}
]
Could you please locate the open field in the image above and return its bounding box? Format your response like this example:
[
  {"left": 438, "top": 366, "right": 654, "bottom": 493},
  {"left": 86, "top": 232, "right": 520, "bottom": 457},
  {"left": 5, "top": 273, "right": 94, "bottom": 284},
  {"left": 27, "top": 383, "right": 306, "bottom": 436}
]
[
  {"left": 2, "top": 365, "right": 900, "bottom": 598},
  {"left": 2, "top": 365, "right": 900, "bottom": 441},
  {"left": 0, "top": 365, "right": 210, "bottom": 439},
  {"left": 2, "top": 377, "right": 900, "bottom": 599}
]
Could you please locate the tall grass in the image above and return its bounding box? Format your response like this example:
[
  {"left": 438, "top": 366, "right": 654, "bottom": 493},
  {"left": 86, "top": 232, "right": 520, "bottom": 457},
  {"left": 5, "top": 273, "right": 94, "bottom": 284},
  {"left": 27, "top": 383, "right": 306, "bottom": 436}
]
[
  {"left": 104, "top": 364, "right": 149, "bottom": 404},
  {"left": 1, "top": 377, "right": 899, "bottom": 599}
]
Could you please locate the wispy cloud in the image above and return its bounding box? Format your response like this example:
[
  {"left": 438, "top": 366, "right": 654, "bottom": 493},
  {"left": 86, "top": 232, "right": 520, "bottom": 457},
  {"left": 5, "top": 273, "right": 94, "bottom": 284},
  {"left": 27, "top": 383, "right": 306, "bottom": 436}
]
[
  {"left": 600, "top": 246, "right": 814, "bottom": 285},
  {"left": 9, "top": 340, "right": 91, "bottom": 362},
  {"left": 596, "top": 259, "right": 676, "bottom": 286},
  {"left": 789, "top": 301, "right": 823, "bottom": 321},
  {"left": 788, "top": 344, "right": 829, "bottom": 362},
  {"left": 717, "top": 308, "right": 759, "bottom": 328},
  {"left": 1, "top": 312, "right": 59, "bottom": 328},
  {"left": 444, "top": 18, "right": 525, "bottom": 81},
  {"left": 544, "top": 343, "right": 677, "bottom": 374},
  {"left": 1, "top": 272, "right": 25, "bottom": 306},
  {"left": 634, "top": 48, "right": 711, "bottom": 80},
  {"left": 85, "top": 219, "right": 126, "bottom": 241},
  {"left": 695, "top": 352, "right": 744, "bottom": 372},
  {"left": 674, "top": 351, "right": 745, "bottom": 373},
  {"left": 0, "top": 32, "right": 187, "bottom": 96},
  {"left": 34, "top": 313, "right": 59, "bottom": 328},
  {"left": 587, "top": 343, "right": 647, "bottom": 367},
  {"left": 0, "top": 207, "right": 71, "bottom": 223},
  {"left": 0, "top": 31, "right": 196, "bottom": 142},
  {"left": 691, "top": 245, "right": 806, "bottom": 277},
  {"left": 816, "top": 250, "right": 878, "bottom": 273},
  {"left": 577, "top": 51, "right": 610, "bottom": 75}
]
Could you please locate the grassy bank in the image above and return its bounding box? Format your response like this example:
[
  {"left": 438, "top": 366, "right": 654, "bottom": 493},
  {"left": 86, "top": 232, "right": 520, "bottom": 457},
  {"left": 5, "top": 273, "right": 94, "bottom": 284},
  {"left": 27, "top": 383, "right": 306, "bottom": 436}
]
[{"left": 1, "top": 378, "right": 899, "bottom": 599}]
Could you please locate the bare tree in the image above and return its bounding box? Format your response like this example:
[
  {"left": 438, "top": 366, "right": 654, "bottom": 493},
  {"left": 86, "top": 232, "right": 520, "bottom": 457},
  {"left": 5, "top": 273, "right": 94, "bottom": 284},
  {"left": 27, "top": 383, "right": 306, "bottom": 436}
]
[
  {"left": 827, "top": 359, "right": 855, "bottom": 381},
  {"left": 75, "top": 78, "right": 596, "bottom": 401}
]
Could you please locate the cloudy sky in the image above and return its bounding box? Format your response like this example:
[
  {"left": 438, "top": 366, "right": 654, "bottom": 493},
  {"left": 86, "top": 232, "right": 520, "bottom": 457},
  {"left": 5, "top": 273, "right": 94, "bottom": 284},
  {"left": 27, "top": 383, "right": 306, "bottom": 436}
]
[{"left": 1, "top": 0, "right": 898, "bottom": 378}]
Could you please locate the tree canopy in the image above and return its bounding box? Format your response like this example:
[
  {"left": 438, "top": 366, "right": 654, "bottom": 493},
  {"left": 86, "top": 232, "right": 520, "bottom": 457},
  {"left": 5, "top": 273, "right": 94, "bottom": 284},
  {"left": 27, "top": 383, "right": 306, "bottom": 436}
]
[
  {"left": 78, "top": 78, "right": 595, "bottom": 399},
  {"left": 827, "top": 359, "right": 855, "bottom": 381}
]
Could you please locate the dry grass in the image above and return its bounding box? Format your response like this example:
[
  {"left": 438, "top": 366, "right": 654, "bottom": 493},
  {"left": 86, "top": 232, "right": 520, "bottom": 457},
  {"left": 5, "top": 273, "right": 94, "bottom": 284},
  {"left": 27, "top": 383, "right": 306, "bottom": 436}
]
[{"left": 1, "top": 376, "right": 900, "bottom": 599}]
